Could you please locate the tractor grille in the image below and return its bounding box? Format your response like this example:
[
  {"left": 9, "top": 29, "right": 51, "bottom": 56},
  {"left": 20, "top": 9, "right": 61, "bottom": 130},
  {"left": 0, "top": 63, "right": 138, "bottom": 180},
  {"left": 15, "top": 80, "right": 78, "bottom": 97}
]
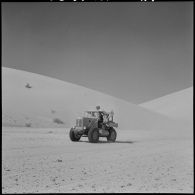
[{"left": 76, "top": 118, "right": 82, "bottom": 127}]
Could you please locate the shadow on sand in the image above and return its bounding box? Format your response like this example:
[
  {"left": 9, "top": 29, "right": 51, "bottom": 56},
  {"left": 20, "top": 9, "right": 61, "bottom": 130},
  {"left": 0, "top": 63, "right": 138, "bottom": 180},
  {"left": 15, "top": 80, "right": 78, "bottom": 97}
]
[{"left": 79, "top": 140, "right": 135, "bottom": 144}]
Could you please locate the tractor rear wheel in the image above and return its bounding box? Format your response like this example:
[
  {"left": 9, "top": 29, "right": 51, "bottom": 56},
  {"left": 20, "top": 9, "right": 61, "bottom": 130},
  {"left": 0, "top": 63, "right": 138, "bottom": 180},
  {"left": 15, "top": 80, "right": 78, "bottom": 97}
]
[
  {"left": 107, "top": 127, "right": 117, "bottom": 142},
  {"left": 88, "top": 128, "right": 99, "bottom": 143},
  {"left": 69, "top": 128, "right": 81, "bottom": 141}
]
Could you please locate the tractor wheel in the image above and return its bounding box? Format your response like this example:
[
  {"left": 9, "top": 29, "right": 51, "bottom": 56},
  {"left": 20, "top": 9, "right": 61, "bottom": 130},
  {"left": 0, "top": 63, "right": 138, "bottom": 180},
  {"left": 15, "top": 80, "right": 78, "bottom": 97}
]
[
  {"left": 107, "top": 127, "right": 117, "bottom": 142},
  {"left": 88, "top": 128, "right": 99, "bottom": 143},
  {"left": 69, "top": 128, "right": 81, "bottom": 142}
]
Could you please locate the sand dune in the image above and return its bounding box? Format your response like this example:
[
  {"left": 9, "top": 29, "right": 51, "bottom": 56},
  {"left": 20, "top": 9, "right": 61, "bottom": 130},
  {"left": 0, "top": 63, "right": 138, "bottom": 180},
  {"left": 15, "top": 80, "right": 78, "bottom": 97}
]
[
  {"left": 2, "top": 67, "right": 187, "bottom": 131},
  {"left": 140, "top": 87, "right": 193, "bottom": 124}
]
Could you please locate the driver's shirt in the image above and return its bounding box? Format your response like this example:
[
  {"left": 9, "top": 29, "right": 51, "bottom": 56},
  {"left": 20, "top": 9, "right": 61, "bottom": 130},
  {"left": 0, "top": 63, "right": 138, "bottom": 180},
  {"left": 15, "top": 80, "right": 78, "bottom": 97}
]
[{"left": 98, "top": 112, "right": 103, "bottom": 122}]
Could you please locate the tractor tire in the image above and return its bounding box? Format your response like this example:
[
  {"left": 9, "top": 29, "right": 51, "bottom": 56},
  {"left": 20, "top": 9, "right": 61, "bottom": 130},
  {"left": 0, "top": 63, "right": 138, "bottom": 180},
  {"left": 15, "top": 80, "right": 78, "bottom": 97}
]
[
  {"left": 88, "top": 128, "right": 99, "bottom": 143},
  {"left": 107, "top": 127, "right": 117, "bottom": 142},
  {"left": 69, "top": 128, "right": 81, "bottom": 142}
]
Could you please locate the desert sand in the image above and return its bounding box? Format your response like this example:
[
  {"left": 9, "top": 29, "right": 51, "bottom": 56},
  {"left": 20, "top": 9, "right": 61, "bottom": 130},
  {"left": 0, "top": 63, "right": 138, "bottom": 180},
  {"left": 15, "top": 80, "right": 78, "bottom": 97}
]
[
  {"left": 2, "top": 67, "right": 193, "bottom": 193},
  {"left": 140, "top": 87, "right": 193, "bottom": 123},
  {"left": 2, "top": 126, "right": 193, "bottom": 193}
]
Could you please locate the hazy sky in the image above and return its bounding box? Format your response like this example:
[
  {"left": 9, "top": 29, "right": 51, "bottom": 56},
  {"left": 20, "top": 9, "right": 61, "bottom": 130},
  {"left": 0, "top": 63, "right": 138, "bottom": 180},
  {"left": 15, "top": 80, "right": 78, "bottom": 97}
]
[{"left": 2, "top": 2, "right": 193, "bottom": 104}]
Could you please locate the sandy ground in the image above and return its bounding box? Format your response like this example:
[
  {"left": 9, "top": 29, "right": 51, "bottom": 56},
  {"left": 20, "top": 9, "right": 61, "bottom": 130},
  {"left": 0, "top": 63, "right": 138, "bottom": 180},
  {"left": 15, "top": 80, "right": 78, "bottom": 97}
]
[{"left": 2, "top": 126, "right": 193, "bottom": 193}]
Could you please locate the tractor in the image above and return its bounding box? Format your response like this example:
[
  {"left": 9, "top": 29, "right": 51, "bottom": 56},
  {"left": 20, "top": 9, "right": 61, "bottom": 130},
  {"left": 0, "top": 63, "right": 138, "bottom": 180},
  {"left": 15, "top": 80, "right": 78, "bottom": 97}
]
[{"left": 69, "top": 107, "right": 118, "bottom": 143}]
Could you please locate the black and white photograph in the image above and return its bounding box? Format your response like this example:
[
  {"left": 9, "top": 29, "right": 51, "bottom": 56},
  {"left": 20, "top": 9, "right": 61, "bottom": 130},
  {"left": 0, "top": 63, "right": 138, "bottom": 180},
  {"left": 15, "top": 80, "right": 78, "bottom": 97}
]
[{"left": 2, "top": 1, "right": 193, "bottom": 193}]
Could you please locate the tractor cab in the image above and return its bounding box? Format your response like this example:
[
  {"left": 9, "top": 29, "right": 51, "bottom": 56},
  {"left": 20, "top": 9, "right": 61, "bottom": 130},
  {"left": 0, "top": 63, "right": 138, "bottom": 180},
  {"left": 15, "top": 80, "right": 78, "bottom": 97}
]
[{"left": 84, "top": 111, "right": 99, "bottom": 118}]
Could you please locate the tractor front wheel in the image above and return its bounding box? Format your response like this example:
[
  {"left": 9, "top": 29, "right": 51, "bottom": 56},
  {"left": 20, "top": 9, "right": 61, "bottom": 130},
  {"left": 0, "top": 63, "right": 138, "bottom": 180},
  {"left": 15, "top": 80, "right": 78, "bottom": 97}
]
[
  {"left": 107, "top": 127, "right": 117, "bottom": 142},
  {"left": 69, "top": 128, "right": 81, "bottom": 141},
  {"left": 88, "top": 128, "right": 99, "bottom": 143}
]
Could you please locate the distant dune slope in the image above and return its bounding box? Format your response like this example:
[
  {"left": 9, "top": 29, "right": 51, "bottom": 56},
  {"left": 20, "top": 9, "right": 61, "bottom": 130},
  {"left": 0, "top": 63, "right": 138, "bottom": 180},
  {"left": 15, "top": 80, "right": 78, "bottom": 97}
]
[
  {"left": 140, "top": 87, "right": 193, "bottom": 123},
  {"left": 2, "top": 67, "right": 188, "bottom": 130}
]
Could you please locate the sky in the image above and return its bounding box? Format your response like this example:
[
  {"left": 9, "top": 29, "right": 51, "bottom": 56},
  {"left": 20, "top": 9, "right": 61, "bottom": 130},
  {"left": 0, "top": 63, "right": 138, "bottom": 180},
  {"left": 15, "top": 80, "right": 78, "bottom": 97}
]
[{"left": 2, "top": 2, "right": 193, "bottom": 104}]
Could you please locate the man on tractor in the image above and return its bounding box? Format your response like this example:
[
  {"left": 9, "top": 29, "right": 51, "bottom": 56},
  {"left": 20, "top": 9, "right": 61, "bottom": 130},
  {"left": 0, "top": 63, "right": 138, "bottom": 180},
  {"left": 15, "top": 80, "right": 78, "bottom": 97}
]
[{"left": 96, "top": 106, "right": 106, "bottom": 128}]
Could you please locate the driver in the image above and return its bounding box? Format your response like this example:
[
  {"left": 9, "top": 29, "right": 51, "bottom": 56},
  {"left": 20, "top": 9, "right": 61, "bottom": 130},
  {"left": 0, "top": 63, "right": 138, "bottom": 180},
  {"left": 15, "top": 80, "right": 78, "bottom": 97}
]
[{"left": 98, "top": 111, "right": 104, "bottom": 128}]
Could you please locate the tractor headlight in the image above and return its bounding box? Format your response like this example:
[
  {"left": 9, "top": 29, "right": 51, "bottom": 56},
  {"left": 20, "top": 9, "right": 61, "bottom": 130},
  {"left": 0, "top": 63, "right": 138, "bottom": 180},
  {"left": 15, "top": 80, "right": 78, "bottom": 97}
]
[{"left": 83, "top": 126, "right": 86, "bottom": 130}]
